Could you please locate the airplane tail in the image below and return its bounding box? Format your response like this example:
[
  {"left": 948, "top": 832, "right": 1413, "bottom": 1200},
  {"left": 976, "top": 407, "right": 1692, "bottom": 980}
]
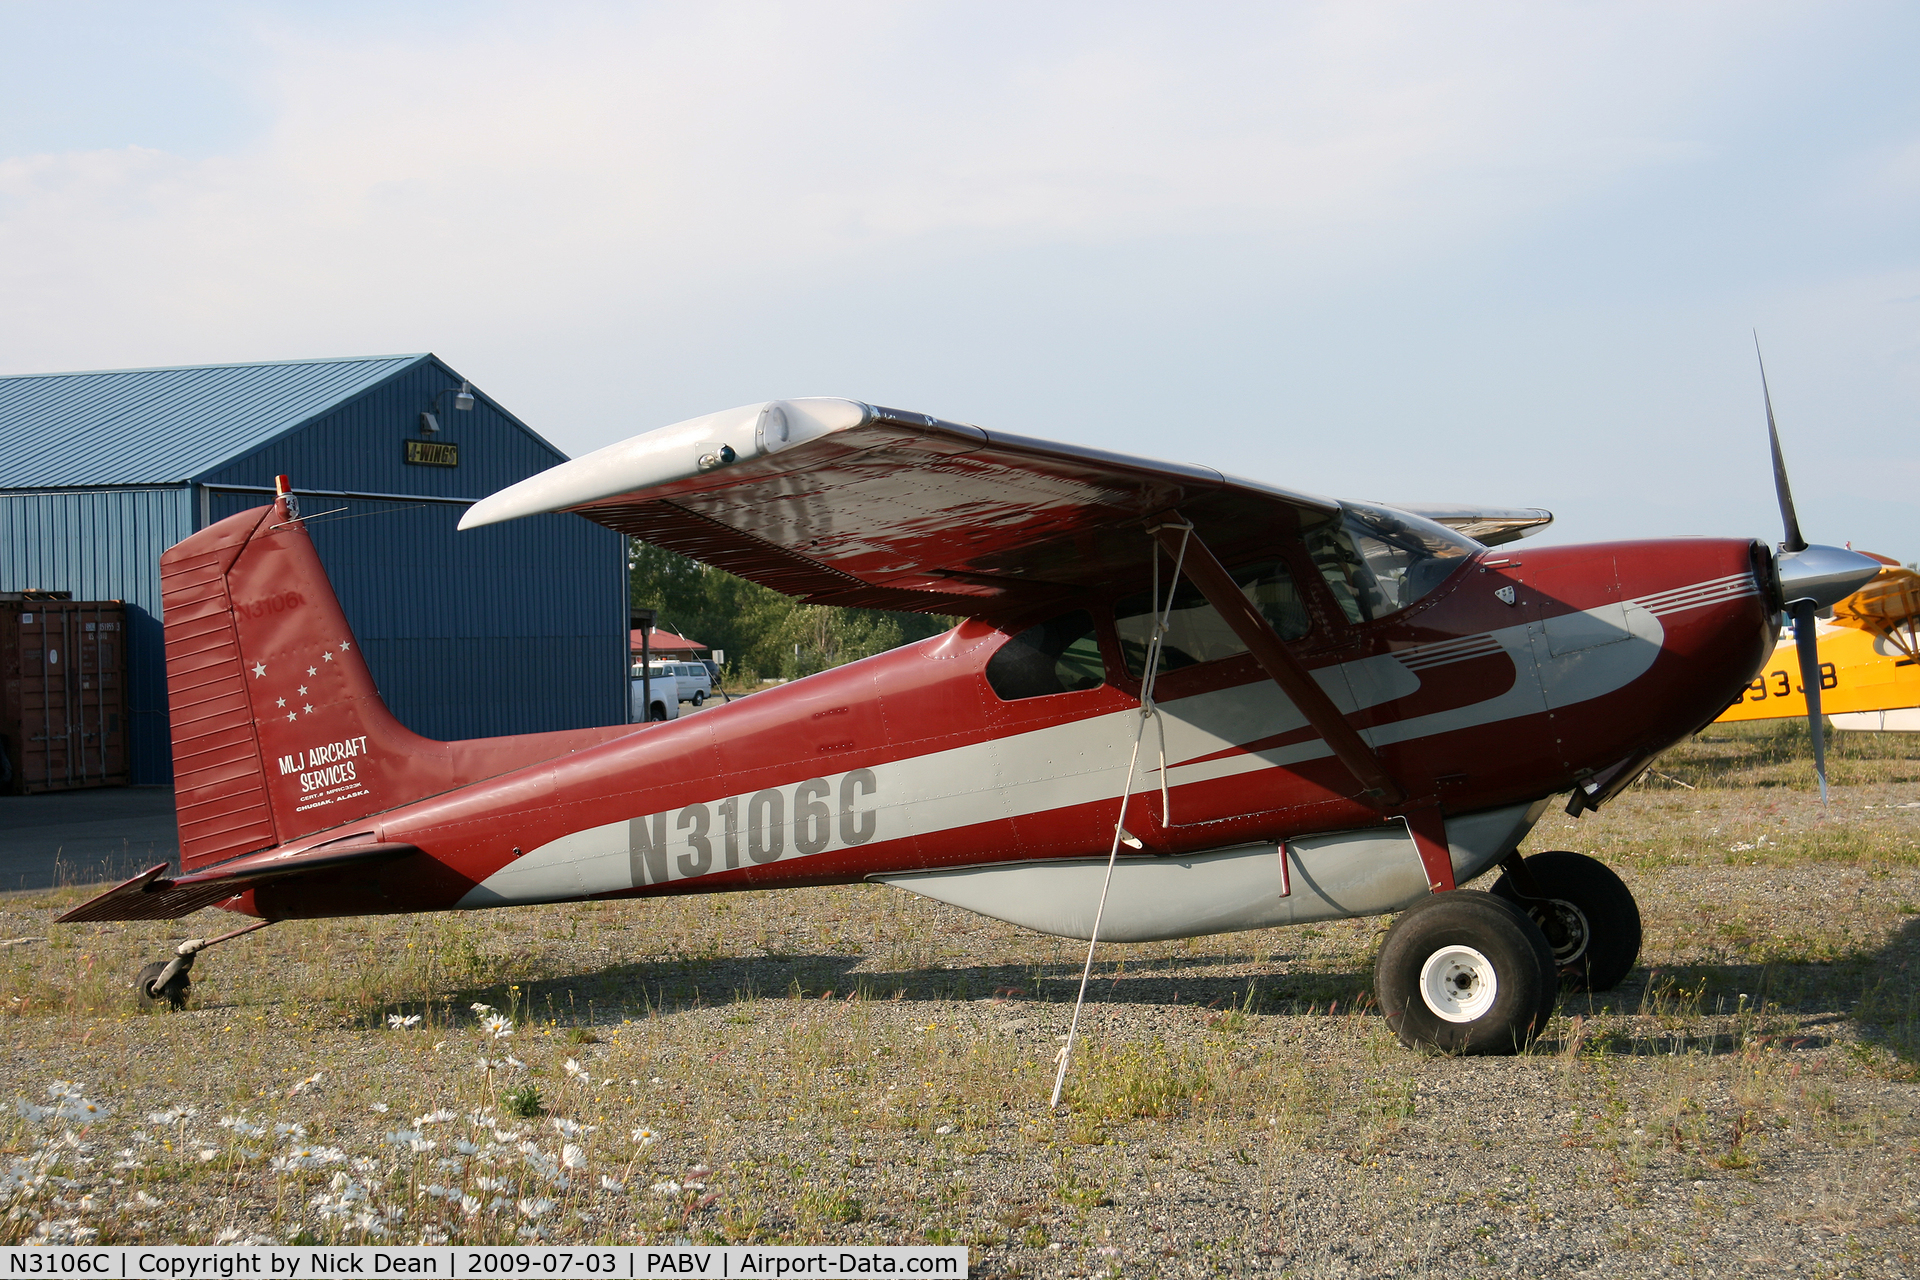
[{"left": 163, "top": 482, "right": 630, "bottom": 872}]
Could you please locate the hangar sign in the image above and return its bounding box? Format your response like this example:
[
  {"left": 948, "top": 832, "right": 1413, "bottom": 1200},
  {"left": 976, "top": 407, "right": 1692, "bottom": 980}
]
[{"left": 403, "top": 440, "right": 459, "bottom": 467}]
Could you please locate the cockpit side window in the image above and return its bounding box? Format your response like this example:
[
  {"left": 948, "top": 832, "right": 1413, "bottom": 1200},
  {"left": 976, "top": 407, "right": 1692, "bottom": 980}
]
[
  {"left": 1303, "top": 502, "right": 1479, "bottom": 624},
  {"left": 1114, "top": 560, "right": 1310, "bottom": 678},
  {"left": 986, "top": 610, "right": 1106, "bottom": 700}
]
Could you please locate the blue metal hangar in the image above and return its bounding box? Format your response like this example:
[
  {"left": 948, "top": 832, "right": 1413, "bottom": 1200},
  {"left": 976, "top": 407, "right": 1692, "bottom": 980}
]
[{"left": 0, "top": 354, "right": 628, "bottom": 785}]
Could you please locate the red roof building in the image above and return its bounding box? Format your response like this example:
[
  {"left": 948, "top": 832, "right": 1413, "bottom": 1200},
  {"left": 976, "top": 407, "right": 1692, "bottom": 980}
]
[{"left": 630, "top": 628, "right": 708, "bottom": 661}]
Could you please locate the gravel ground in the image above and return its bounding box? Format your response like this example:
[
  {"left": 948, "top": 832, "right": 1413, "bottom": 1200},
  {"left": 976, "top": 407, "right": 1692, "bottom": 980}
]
[{"left": 2, "top": 729, "right": 1917, "bottom": 1276}]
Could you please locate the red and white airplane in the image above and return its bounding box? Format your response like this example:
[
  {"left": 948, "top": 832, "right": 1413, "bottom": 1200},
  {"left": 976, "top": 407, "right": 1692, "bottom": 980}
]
[{"left": 64, "top": 392, "right": 1876, "bottom": 1055}]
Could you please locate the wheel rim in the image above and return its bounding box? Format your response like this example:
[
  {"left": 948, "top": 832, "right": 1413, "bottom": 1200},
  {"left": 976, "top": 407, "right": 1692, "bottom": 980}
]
[
  {"left": 1418, "top": 944, "right": 1498, "bottom": 1023},
  {"left": 1529, "top": 898, "right": 1591, "bottom": 966}
]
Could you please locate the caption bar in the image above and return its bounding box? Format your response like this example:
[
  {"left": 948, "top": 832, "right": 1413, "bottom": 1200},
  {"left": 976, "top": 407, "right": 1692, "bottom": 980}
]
[{"left": 0, "top": 1249, "right": 967, "bottom": 1279}]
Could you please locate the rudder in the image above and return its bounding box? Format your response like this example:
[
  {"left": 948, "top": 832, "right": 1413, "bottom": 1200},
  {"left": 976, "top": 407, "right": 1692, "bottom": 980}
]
[{"left": 162, "top": 507, "right": 282, "bottom": 870}]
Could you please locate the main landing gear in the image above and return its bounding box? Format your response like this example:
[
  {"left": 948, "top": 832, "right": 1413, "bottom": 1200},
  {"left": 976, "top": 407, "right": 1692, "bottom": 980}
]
[
  {"left": 1373, "top": 851, "right": 1643, "bottom": 1054},
  {"left": 1490, "top": 850, "right": 1642, "bottom": 992},
  {"left": 135, "top": 920, "right": 274, "bottom": 1011},
  {"left": 1375, "top": 891, "right": 1558, "bottom": 1055}
]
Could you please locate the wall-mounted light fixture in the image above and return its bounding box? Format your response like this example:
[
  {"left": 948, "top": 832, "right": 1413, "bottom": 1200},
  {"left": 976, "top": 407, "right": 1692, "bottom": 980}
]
[{"left": 420, "top": 380, "right": 476, "bottom": 435}]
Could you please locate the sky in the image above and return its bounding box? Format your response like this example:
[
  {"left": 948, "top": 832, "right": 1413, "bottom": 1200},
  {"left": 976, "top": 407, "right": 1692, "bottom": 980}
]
[{"left": 3, "top": 2, "right": 1918, "bottom": 554}]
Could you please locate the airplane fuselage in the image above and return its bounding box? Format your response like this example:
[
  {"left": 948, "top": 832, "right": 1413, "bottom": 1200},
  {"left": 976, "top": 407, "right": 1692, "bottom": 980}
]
[{"left": 230, "top": 535, "right": 1775, "bottom": 925}]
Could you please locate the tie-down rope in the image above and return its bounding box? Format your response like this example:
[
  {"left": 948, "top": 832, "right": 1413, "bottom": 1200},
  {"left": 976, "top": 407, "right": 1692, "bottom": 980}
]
[{"left": 1050, "top": 519, "right": 1193, "bottom": 1108}]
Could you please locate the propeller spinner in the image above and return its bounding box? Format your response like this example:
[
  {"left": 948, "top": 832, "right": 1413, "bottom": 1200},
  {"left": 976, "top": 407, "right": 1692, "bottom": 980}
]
[{"left": 1756, "top": 341, "right": 1881, "bottom": 805}]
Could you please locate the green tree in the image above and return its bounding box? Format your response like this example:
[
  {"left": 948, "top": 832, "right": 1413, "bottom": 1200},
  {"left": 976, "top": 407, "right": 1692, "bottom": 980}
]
[{"left": 628, "top": 541, "right": 951, "bottom": 683}]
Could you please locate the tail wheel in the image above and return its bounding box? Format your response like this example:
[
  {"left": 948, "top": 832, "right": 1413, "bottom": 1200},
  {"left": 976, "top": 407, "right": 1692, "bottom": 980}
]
[
  {"left": 1375, "top": 890, "right": 1557, "bottom": 1055},
  {"left": 1490, "top": 850, "right": 1641, "bottom": 992},
  {"left": 135, "top": 961, "right": 191, "bottom": 1011}
]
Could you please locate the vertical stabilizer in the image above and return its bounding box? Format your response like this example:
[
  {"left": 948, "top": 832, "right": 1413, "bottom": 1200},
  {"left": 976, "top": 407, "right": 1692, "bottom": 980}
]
[{"left": 163, "top": 490, "right": 633, "bottom": 872}]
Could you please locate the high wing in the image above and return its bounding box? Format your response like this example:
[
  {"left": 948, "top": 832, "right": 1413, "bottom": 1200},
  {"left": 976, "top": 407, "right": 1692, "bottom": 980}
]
[
  {"left": 462, "top": 399, "right": 1547, "bottom": 615},
  {"left": 1828, "top": 557, "right": 1920, "bottom": 659},
  {"left": 463, "top": 399, "right": 1342, "bottom": 617},
  {"left": 1831, "top": 560, "right": 1920, "bottom": 633}
]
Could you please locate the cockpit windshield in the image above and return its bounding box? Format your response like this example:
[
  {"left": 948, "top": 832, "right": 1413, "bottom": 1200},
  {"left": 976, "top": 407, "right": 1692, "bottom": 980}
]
[{"left": 1304, "top": 502, "right": 1480, "bottom": 623}]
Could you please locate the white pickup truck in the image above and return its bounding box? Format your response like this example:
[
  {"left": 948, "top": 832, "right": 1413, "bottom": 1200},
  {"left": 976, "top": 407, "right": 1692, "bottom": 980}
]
[{"left": 630, "top": 670, "right": 680, "bottom": 722}]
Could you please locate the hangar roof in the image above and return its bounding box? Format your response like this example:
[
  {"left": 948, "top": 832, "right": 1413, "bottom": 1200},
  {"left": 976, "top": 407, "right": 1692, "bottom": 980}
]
[{"left": 0, "top": 353, "right": 437, "bottom": 488}]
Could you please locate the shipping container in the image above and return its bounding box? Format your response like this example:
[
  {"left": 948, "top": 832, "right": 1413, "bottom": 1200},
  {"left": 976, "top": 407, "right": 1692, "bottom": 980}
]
[{"left": 1, "top": 596, "right": 130, "bottom": 793}]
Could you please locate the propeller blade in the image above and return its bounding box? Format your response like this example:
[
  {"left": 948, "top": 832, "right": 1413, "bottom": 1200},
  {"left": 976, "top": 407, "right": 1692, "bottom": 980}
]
[
  {"left": 1757, "top": 336, "right": 1807, "bottom": 554},
  {"left": 1790, "top": 598, "right": 1828, "bottom": 807}
]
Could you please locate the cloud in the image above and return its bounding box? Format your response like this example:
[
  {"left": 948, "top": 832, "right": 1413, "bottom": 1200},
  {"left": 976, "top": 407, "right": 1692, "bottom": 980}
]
[
  {"left": 1, "top": 1, "right": 1916, "bottom": 555},
  {"left": 0, "top": 3, "right": 1771, "bottom": 371}
]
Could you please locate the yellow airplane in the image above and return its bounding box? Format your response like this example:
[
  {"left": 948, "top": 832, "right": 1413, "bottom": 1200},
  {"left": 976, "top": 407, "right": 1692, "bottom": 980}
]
[{"left": 1719, "top": 554, "right": 1920, "bottom": 730}]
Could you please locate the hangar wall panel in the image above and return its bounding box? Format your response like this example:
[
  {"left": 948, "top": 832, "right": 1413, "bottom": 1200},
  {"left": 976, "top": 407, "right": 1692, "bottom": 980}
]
[{"left": 0, "top": 486, "right": 192, "bottom": 783}]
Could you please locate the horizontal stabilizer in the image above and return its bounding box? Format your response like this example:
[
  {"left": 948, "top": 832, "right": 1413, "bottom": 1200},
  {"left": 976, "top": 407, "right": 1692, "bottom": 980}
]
[{"left": 55, "top": 842, "right": 420, "bottom": 923}]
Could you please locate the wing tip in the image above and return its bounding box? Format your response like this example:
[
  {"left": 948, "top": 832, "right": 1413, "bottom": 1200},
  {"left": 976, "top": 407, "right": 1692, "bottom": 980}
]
[
  {"left": 1389, "top": 504, "right": 1555, "bottom": 547},
  {"left": 458, "top": 397, "right": 873, "bottom": 531}
]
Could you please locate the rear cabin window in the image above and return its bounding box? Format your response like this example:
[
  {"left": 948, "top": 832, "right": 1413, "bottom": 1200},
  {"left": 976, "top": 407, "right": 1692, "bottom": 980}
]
[
  {"left": 986, "top": 611, "right": 1106, "bottom": 700},
  {"left": 1115, "top": 560, "right": 1310, "bottom": 678},
  {"left": 1303, "top": 503, "right": 1478, "bottom": 624}
]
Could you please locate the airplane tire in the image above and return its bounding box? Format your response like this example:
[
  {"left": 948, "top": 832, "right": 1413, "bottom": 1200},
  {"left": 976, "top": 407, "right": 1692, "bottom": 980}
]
[
  {"left": 1375, "top": 890, "right": 1557, "bottom": 1055},
  {"left": 1491, "top": 850, "right": 1641, "bottom": 992},
  {"left": 135, "top": 961, "right": 191, "bottom": 1011}
]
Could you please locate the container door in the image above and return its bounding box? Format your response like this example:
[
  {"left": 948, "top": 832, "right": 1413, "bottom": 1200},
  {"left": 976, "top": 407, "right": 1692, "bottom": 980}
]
[{"left": 7, "top": 602, "right": 129, "bottom": 793}]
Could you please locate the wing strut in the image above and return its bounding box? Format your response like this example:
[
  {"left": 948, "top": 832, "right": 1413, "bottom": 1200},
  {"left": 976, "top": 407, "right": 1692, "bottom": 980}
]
[
  {"left": 1149, "top": 514, "right": 1407, "bottom": 808},
  {"left": 1050, "top": 521, "right": 1196, "bottom": 1109}
]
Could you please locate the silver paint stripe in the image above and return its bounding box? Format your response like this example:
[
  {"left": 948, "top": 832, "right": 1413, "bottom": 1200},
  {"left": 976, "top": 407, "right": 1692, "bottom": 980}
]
[{"left": 1400, "top": 639, "right": 1502, "bottom": 670}]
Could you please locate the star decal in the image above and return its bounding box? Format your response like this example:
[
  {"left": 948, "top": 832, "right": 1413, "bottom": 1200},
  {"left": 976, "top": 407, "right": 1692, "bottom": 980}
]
[
  {"left": 322, "top": 650, "right": 334, "bottom": 662},
  {"left": 340, "top": 640, "right": 352, "bottom": 651},
  {"left": 286, "top": 711, "right": 298, "bottom": 722},
  {"left": 303, "top": 704, "right": 314, "bottom": 715},
  {"left": 307, "top": 666, "right": 317, "bottom": 676},
  {"left": 276, "top": 697, "right": 286, "bottom": 708},
  {"left": 297, "top": 685, "right": 308, "bottom": 696},
  {"left": 251, "top": 662, "right": 267, "bottom": 678}
]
